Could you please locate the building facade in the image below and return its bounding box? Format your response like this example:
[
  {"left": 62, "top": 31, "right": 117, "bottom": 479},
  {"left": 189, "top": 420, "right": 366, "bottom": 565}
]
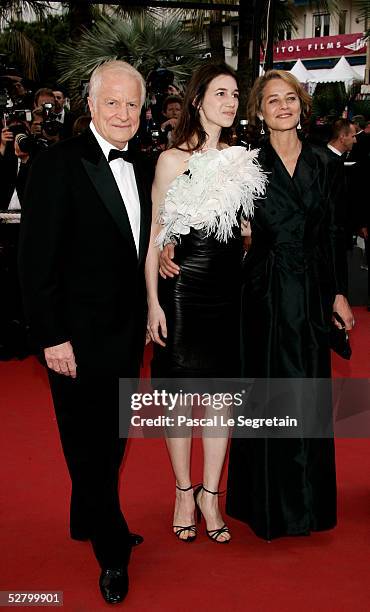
[{"left": 220, "top": 0, "right": 367, "bottom": 77}]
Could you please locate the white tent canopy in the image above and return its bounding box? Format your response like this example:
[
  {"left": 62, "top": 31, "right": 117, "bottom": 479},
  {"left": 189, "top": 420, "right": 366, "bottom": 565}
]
[
  {"left": 287, "top": 56, "right": 364, "bottom": 93},
  {"left": 309, "top": 56, "right": 360, "bottom": 85},
  {"left": 289, "top": 59, "right": 313, "bottom": 82}
]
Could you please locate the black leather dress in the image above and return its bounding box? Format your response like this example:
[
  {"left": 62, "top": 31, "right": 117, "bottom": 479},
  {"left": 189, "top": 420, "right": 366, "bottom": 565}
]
[{"left": 152, "top": 226, "right": 243, "bottom": 378}]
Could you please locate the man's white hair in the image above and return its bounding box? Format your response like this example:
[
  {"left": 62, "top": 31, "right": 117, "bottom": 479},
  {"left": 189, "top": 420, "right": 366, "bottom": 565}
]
[{"left": 88, "top": 60, "right": 146, "bottom": 106}]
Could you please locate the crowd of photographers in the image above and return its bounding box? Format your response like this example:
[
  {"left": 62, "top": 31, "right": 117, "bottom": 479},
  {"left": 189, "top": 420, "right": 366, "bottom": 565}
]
[{"left": 0, "top": 84, "right": 76, "bottom": 209}]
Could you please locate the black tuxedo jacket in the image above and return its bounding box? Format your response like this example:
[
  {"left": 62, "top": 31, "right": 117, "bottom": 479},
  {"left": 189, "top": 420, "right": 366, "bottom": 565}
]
[
  {"left": 325, "top": 146, "right": 364, "bottom": 243},
  {"left": 0, "top": 150, "right": 31, "bottom": 210},
  {"left": 18, "top": 128, "right": 152, "bottom": 375}
]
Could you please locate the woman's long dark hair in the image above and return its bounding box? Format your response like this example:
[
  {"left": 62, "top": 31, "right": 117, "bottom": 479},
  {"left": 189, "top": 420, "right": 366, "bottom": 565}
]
[{"left": 171, "top": 62, "right": 239, "bottom": 152}]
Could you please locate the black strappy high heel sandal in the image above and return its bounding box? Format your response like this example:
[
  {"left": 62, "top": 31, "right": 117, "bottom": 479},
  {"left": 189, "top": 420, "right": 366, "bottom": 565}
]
[
  {"left": 173, "top": 484, "right": 197, "bottom": 543},
  {"left": 194, "top": 485, "right": 231, "bottom": 544}
]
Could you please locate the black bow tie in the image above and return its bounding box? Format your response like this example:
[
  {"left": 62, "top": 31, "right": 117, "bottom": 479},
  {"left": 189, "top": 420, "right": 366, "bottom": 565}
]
[{"left": 108, "top": 149, "right": 133, "bottom": 164}]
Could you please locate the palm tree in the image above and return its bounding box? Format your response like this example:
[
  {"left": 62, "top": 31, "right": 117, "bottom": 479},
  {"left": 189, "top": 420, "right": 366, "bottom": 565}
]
[
  {"left": 0, "top": 1, "right": 156, "bottom": 78},
  {"left": 0, "top": 1, "right": 51, "bottom": 23},
  {"left": 63, "top": 1, "right": 154, "bottom": 41},
  {"left": 0, "top": 1, "right": 51, "bottom": 79},
  {"left": 58, "top": 14, "right": 204, "bottom": 102},
  {"left": 237, "top": 0, "right": 298, "bottom": 114},
  {"left": 166, "top": 0, "right": 238, "bottom": 61}
]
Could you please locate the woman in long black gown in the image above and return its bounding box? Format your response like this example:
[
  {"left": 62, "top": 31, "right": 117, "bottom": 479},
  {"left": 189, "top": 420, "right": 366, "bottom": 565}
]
[
  {"left": 226, "top": 70, "right": 354, "bottom": 540},
  {"left": 145, "top": 63, "right": 266, "bottom": 543}
]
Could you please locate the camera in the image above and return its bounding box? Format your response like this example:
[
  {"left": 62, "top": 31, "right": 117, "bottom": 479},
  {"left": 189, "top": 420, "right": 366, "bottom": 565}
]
[
  {"left": 7, "top": 123, "right": 48, "bottom": 156},
  {"left": 1, "top": 58, "right": 33, "bottom": 124},
  {"left": 40, "top": 103, "right": 61, "bottom": 137},
  {"left": 3, "top": 109, "right": 33, "bottom": 125}
]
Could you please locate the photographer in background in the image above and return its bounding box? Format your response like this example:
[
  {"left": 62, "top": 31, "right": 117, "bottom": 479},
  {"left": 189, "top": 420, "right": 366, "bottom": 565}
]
[
  {"left": 0, "top": 118, "right": 32, "bottom": 210},
  {"left": 146, "top": 68, "right": 175, "bottom": 123},
  {"left": 160, "top": 95, "right": 182, "bottom": 146},
  {"left": 53, "top": 84, "right": 76, "bottom": 139},
  {"left": 33, "top": 87, "right": 56, "bottom": 110},
  {"left": 1, "top": 105, "right": 56, "bottom": 211},
  {"left": 30, "top": 106, "right": 61, "bottom": 146},
  {"left": 0, "top": 117, "right": 33, "bottom": 359}
]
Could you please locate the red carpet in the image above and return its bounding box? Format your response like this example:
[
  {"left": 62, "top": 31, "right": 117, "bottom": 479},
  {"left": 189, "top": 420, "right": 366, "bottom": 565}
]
[{"left": 0, "top": 306, "right": 369, "bottom": 611}]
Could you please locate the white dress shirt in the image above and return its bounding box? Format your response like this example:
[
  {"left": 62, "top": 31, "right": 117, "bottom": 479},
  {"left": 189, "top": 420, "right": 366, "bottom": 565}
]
[
  {"left": 89, "top": 122, "right": 141, "bottom": 254},
  {"left": 327, "top": 143, "right": 356, "bottom": 166},
  {"left": 56, "top": 108, "right": 65, "bottom": 123},
  {"left": 327, "top": 143, "right": 342, "bottom": 157}
]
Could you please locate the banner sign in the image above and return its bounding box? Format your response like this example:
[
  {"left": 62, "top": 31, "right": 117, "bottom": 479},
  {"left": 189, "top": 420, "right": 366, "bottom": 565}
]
[{"left": 261, "top": 33, "right": 367, "bottom": 62}]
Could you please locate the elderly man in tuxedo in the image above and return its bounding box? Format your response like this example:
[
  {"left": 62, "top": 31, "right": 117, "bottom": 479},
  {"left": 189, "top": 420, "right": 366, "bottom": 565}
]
[{"left": 18, "top": 61, "right": 152, "bottom": 605}]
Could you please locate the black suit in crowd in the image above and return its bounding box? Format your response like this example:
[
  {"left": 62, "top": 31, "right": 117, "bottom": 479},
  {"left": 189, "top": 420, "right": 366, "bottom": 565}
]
[
  {"left": 325, "top": 146, "right": 363, "bottom": 248},
  {"left": 0, "top": 150, "right": 31, "bottom": 359},
  {"left": 18, "top": 127, "right": 152, "bottom": 568},
  {"left": 349, "top": 131, "right": 370, "bottom": 298},
  {"left": 0, "top": 149, "right": 29, "bottom": 210},
  {"left": 58, "top": 109, "right": 78, "bottom": 140}
]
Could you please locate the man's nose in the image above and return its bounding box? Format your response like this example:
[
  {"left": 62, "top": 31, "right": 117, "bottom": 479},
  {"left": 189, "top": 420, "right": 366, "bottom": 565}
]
[{"left": 117, "top": 104, "right": 129, "bottom": 120}]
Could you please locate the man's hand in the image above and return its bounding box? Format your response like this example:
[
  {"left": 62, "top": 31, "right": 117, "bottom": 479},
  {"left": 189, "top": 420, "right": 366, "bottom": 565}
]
[
  {"left": 44, "top": 341, "right": 77, "bottom": 378},
  {"left": 161, "top": 118, "right": 177, "bottom": 131},
  {"left": 1, "top": 127, "right": 14, "bottom": 156},
  {"left": 159, "top": 243, "right": 180, "bottom": 279},
  {"left": 333, "top": 295, "right": 355, "bottom": 331}
]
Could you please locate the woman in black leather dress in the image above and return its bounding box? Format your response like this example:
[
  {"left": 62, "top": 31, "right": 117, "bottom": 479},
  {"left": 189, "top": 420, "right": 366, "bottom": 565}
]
[
  {"left": 145, "top": 63, "right": 266, "bottom": 543},
  {"left": 225, "top": 70, "right": 354, "bottom": 540}
]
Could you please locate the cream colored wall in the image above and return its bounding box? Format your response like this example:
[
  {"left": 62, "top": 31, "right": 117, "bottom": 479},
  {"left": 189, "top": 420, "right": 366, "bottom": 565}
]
[{"left": 293, "top": 0, "right": 364, "bottom": 39}]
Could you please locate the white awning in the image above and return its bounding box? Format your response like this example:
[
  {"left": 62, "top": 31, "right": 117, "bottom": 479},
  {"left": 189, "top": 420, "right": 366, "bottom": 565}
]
[{"left": 289, "top": 59, "right": 313, "bottom": 82}]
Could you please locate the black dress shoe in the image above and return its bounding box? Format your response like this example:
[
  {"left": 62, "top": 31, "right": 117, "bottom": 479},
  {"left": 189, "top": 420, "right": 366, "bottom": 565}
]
[{"left": 99, "top": 567, "right": 128, "bottom": 604}]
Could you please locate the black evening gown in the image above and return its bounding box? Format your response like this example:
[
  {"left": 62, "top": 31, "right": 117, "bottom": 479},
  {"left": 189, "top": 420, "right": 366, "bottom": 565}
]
[
  {"left": 152, "top": 227, "right": 243, "bottom": 379},
  {"left": 227, "top": 140, "right": 347, "bottom": 539}
]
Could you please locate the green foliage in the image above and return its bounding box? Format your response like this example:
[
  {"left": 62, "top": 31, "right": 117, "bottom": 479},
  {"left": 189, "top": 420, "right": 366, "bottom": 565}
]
[
  {"left": 58, "top": 15, "right": 204, "bottom": 101},
  {"left": 350, "top": 99, "right": 370, "bottom": 119},
  {"left": 312, "top": 82, "right": 347, "bottom": 119},
  {"left": 0, "top": 1, "right": 51, "bottom": 23},
  {"left": 0, "top": 15, "right": 69, "bottom": 85}
]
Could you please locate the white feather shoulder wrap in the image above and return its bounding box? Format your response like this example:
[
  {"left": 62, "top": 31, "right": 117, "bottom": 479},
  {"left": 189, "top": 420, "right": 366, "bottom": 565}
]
[{"left": 156, "top": 146, "right": 267, "bottom": 249}]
